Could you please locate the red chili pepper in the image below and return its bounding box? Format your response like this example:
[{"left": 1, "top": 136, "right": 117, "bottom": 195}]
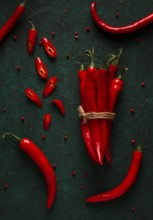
[
  {"left": 42, "top": 76, "right": 58, "bottom": 98},
  {"left": 84, "top": 49, "right": 102, "bottom": 165},
  {"left": 52, "top": 99, "right": 65, "bottom": 116},
  {"left": 3, "top": 132, "right": 56, "bottom": 208},
  {"left": 0, "top": 0, "right": 27, "bottom": 43},
  {"left": 42, "top": 37, "right": 57, "bottom": 58},
  {"left": 43, "top": 113, "right": 52, "bottom": 130},
  {"left": 86, "top": 145, "right": 143, "bottom": 202},
  {"left": 78, "top": 63, "right": 98, "bottom": 163},
  {"left": 27, "top": 21, "right": 38, "bottom": 55},
  {"left": 91, "top": 2, "right": 153, "bottom": 34},
  {"left": 35, "top": 57, "right": 48, "bottom": 79},
  {"left": 25, "top": 88, "right": 42, "bottom": 108},
  {"left": 105, "top": 68, "right": 128, "bottom": 163}
]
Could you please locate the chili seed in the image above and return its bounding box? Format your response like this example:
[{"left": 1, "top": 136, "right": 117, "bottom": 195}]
[
  {"left": 16, "top": 66, "right": 20, "bottom": 71},
  {"left": 64, "top": 135, "right": 68, "bottom": 141},
  {"left": 116, "top": 12, "right": 120, "bottom": 18},
  {"left": 131, "top": 206, "right": 136, "bottom": 212},
  {"left": 141, "top": 82, "right": 145, "bottom": 87},
  {"left": 131, "top": 139, "right": 135, "bottom": 145},
  {"left": 86, "top": 27, "right": 90, "bottom": 32},
  {"left": 42, "top": 135, "right": 46, "bottom": 140},
  {"left": 72, "top": 170, "right": 76, "bottom": 176},
  {"left": 21, "top": 116, "right": 25, "bottom": 122},
  {"left": 4, "top": 183, "right": 8, "bottom": 190},
  {"left": 53, "top": 164, "right": 56, "bottom": 169},
  {"left": 52, "top": 32, "right": 55, "bottom": 37},
  {"left": 130, "top": 108, "right": 135, "bottom": 113},
  {"left": 14, "top": 35, "right": 17, "bottom": 41}
]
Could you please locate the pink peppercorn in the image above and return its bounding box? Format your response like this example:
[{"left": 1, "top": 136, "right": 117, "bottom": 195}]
[
  {"left": 136, "top": 38, "right": 140, "bottom": 43},
  {"left": 72, "top": 170, "right": 76, "bottom": 176},
  {"left": 131, "top": 206, "right": 136, "bottom": 212},
  {"left": 52, "top": 32, "right": 55, "bottom": 37},
  {"left": 4, "top": 183, "right": 8, "bottom": 190},
  {"left": 66, "top": 54, "right": 70, "bottom": 59},
  {"left": 141, "top": 82, "right": 145, "bottom": 87},
  {"left": 75, "top": 31, "right": 78, "bottom": 36},
  {"left": 131, "top": 139, "right": 135, "bottom": 145},
  {"left": 42, "top": 135, "right": 46, "bottom": 140},
  {"left": 75, "top": 35, "right": 78, "bottom": 40},
  {"left": 116, "top": 12, "right": 119, "bottom": 18},
  {"left": 16, "top": 66, "right": 20, "bottom": 71},
  {"left": 39, "top": 41, "right": 42, "bottom": 46},
  {"left": 14, "top": 35, "right": 17, "bottom": 41},
  {"left": 53, "top": 164, "right": 56, "bottom": 169},
  {"left": 80, "top": 185, "right": 85, "bottom": 190},
  {"left": 130, "top": 108, "right": 135, "bottom": 113},
  {"left": 86, "top": 27, "right": 90, "bottom": 32},
  {"left": 64, "top": 135, "right": 68, "bottom": 141},
  {"left": 21, "top": 116, "right": 25, "bottom": 122}
]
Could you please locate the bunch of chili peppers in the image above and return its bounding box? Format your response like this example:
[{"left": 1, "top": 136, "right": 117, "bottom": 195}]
[{"left": 78, "top": 48, "right": 127, "bottom": 165}]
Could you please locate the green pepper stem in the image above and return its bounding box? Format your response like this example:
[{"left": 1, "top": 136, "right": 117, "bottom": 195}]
[
  {"left": 118, "top": 67, "right": 128, "bottom": 79},
  {"left": 86, "top": 48, "right": 95, "bottom": 68},
  {"left": 137, "top": 144, "right": 143, "bottom": 152},
  {"left": 80, "top": 63, "right": 84, "bottom": 70},
  {"left": 112, "top": 48, "right": 123, "bottom": 66},
  {"left": 28, "top": 21, "right": 36, "bottom": 30},
  {"left": 20, "top": 0, "right": 28, "bottom": 7},
  {"left": 2, "top": 132, "right": 21, "bottom": 142}
]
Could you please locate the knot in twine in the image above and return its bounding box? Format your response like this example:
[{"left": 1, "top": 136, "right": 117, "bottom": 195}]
[{"left": 78, "top": 106, "right": 116, "bottom": 124}]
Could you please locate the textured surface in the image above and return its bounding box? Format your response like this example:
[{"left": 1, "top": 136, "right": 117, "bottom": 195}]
[{"left": 0, "top": 0, "right": 153, "bottom": 219}]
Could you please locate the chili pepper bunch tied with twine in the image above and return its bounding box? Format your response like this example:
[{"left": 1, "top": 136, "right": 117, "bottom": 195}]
[{"left": 78, "top": 48, "right": 128, "bottom": 165}]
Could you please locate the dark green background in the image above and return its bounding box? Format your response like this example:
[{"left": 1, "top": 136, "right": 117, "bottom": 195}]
[{"left": 0, "top": 0, "right": 153, "bottom": 219}]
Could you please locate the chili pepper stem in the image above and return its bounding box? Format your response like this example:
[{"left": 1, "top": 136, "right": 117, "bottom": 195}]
[
  {"left": 20, "top": 0, "right": 28, "bottom": 6},
  {"left": 28, "top": 21, "right": 36, "bottom": 30},
  {"left": 80, "top": 63, "right": 84, "bottom": 70},
  {"left": 102, "top": 54, "right": 116, "bottom": 69},
  {"left": 113, "top": 48, "right": 123, "bottom": 65},
  {"left": 118, "top": 67, "right": 128, "bottom": 79},
  {"left": 86, "top": 48, "right": 95, "bottom": 68},
  {"left": 137, "top": 144, "right": 143, "bottom": 152},
  {"left": 2, "top": 132, "right": 21, "bottom": 142}
]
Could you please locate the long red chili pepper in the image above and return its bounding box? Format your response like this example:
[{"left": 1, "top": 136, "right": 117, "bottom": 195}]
[
  {"left": 91, "top": 2, "right": 153, "bottom": 34},
  {"left": 25, "top": 88, "right": 42, "bottom": 108},
  {"left": 78, "top": 63, "right": 98, "bottom": 163},
  {"left": 86, "top": 145, "right": 143, "bottom": 202},
  {"left": 0, "top": 0, "right": 28, "bottom": 43},
  {"left": 35, "top": 57, "right": 48, "bottom": 79},
  {"left": 105, "top": 68, "right": 128, "bottom": 163},
  {"left": 42, "top": 37, "right": 57, "bottom": 58},
  {"left": 52, "top": 99, "right": 65, "bottom": 116},
  {"left": 3, "top": 132, "right": 56, "bottom": 208},
  {"left": 84, "top": 48, "right": 102, "bottom": 165},
  {"left": 27, "top": 21, "right": 38, "bottom": 55},
  {"left": 43, "top": 113, "right": 52, "bottom": 130},
  {"left": 42, "top": 76, "right": 58, "bottom": 98}
]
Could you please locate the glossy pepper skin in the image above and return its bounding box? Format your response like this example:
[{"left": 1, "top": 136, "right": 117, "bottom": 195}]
[
  {"left": 91, "top": 2, "right": 153, "bottom": 34},
  {"left": 43, "top": 76, "right": 58, "bottom": 98},
  {"left": 42, "top": 37, "right": 57, "bottom": 58},
  {"left": 35, "top": 57, "right": 48, "bottom": 79},
  {"left": 3, "top": 132, "right": 57, "bottom": 209},
  {"left": 84, "top": 49, "right": 102, "bottom": 165},
  {"left": 43, "top": 113, "right": 52, "bottom": 130},
  {"left": 0, "top": 0, "right": 27, "bottom": 43},
  {"left": 105, "top": 70, "right": 127, "bottom": 163},
  {"left": 52, "top": 99, "right": 65, "bottom": 116},
  {"left": 78, "top": 64, "right": 98, "bottom": 163},
  {"left": 27, "top": 21, "right": 38, "bottom": 55},
  {"left": 86, "top": 145, "right": 143, "bottom": 202},
  {"left": 25, "top": 88, "right": 42, "bottom": 108}
]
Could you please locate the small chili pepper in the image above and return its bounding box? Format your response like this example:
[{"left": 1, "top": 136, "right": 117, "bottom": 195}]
[
  {"left": 0, "top": 0, "right": 28, "bottom": 43},
  {"left": 86, "top": 144, "right": 143, "bottom": 202},
  {"left": 27, "top": 21, "right": 38, "bottom": 55},
  {"left": 84, "top": 48, "right": 102, "bottom": 165},
  {"left": 3, "top": 132, "right": 56, "bottom": 208},
  {"left": 42, "top": 76, "right": 58, "bottom": 98},
  {"left": 35, "top": 57, "right": 48, "bottom": 79},
  {"left": 52, "top": 99, "right": 65, "bottom": 116},
  {"left": 78, "top": 63, "right": 98, "bottom": 163},
  {"left": 42, "top": 37, "right": 57, "bottom": 58},
  {"left": 25, "top": 88, "right": 42, "bottom": 108},
  {"left": 91, "top": 2, "right": 153, "bottom": 34},
  {"left": 43, "top": 113, "right": 52, "bottom": 130},
  {"left": 105, "top": 68, "right": 128, "bottom": 163}
]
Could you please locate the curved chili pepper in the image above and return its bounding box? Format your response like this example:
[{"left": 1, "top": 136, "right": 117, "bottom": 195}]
[
  {"left": 91, "top": 2, "right": 153, "bottom": 34},
  {"left": 105, "top": 68, "right": 128, "bottom": 163},
  {"left": 0, "top": 0, "right": 28, "bottom": 43},
  {"left": 43, "top": 113, "right": 52, "bottom": 130},
  {"left": 52, "top": 99, "right": 65, "bottom": 116},
  {"left": 3, "top": 132, "right": 56, "bottom": 208},
  {"left": 78, "top": 63, "right": 98, "bottom": 163},
  {"left": 42, "top": 37, "right": 57, "bottom": 58},
  {"left": 27, "top": 21, "right": 38, "bottom": 55},
  {"left": 86, "top": 145, "right": 143, "bottom": 202},
  {"left": 25, "top": 88, "right": 42, "bottom": 108},
  {"left": 35, "top": 57, "right": 48, "bottom": 79},
  {"left": 84, "top": 48, "right": 102, "bottom": 165},
  {"left": 43, "top": 76, "right": 58, "bottom": 98}
]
